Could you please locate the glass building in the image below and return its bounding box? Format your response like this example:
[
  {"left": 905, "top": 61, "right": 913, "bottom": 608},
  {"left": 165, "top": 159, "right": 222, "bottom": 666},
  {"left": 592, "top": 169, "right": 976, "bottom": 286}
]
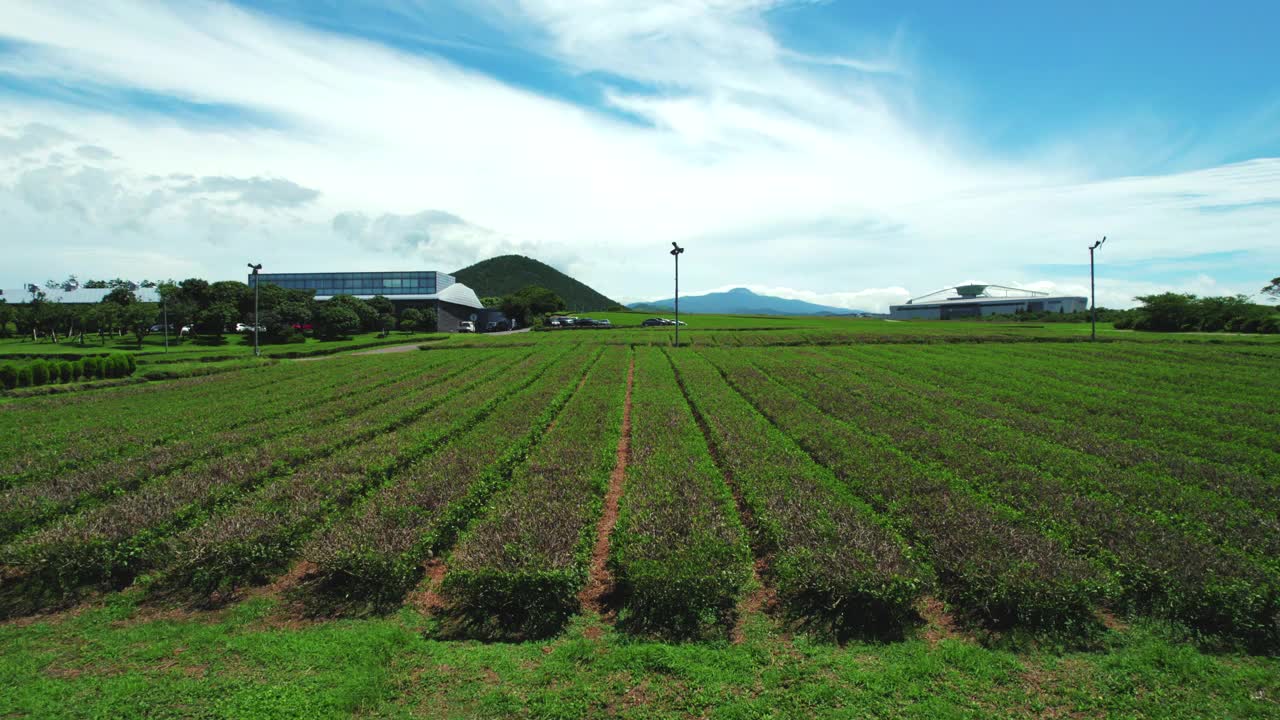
[{"left": 248, "top": 271, "right": 455, "bottom": 299}]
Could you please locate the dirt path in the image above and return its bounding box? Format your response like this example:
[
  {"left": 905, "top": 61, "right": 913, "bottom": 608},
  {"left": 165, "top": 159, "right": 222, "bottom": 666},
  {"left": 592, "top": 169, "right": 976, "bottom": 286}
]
[
  {"left": 577, "top": 355, "right": 634, "bottom": 616},
  {"left": 407, "top": 559, "right": 449, "bottom": 616}
]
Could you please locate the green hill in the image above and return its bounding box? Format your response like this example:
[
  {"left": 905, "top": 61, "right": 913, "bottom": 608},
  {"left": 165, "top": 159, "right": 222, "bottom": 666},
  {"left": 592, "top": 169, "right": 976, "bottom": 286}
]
[{"left": 452, "top": 255, "right": 620, "bottom": 311}]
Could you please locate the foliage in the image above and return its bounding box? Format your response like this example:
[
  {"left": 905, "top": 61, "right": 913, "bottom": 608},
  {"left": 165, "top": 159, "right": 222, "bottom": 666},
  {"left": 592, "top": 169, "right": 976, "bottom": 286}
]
[
  {"left": 313, "top": 303, "right": 361, "bottom": 340},
  {"left": 500, "top": 285, "right": 566, "bottom": 327},
  {"left": 608, "top": 347, "right": 752, "bottom": 638},
  {"left": 326, "top": 295, "right": 379, "bottom": 332},
  {"left": 399, "top": 308, "right": 425, "bottom": 333},
  {"left": 1125, "top": 292, "right": 1276, "bottom": 333}
]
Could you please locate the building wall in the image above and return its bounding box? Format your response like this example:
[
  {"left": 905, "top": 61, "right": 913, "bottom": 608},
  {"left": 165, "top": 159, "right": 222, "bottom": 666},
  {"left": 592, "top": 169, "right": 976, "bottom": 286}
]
[
  {"left": 437, "top": 301, "right": 480, "bottom": 332},
  {"left": 250, "top": 271, "right": 443, "bottom": 297},
  {"left": 890, "top": 296, "right": 1088, "bottom": 320}
]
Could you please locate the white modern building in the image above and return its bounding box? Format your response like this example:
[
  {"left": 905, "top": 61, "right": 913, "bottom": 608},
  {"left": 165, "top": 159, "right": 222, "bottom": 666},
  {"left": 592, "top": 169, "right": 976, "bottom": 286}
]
[{"left": 889, "top": 284, "right": 1088, "bottom": 320}]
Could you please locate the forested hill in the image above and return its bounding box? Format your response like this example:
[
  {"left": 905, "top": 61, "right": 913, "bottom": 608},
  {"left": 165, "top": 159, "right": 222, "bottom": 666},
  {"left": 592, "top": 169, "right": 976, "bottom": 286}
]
[{"left": 452, "top": 255, "right": 619, "bottom": 310}]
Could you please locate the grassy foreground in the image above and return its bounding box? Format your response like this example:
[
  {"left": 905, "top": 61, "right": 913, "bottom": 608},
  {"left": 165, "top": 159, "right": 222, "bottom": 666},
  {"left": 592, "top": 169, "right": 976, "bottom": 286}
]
[{"left": 2, "top": 592, "right": 1277, "bottom": 719}]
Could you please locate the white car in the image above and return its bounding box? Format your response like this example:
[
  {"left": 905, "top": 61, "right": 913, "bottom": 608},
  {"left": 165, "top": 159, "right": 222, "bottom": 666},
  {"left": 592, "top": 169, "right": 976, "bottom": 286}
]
[{"left": 458, "top": 321, "right": 476, "bottom": 333}]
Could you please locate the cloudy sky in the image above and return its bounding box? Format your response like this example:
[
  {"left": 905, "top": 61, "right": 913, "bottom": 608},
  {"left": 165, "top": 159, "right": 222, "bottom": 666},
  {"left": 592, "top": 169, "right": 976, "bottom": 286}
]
[{"left": 1, "top": 1, "right": 1278, "bottom": 311}]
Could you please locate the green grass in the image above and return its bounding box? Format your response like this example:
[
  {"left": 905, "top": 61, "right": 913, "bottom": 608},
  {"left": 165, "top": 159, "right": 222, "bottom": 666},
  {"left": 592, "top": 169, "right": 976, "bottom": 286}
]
[{"left": 1, "top": 594, "right": 1277, "bottom": 719}]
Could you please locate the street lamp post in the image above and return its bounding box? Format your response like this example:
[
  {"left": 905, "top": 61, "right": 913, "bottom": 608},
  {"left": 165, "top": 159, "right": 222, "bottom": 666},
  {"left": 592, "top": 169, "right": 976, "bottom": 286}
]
[
  {"left": 248, "top": 263, "right": 262, "bottom": 357},
  {"left": 670, "top": 242, "right": 684, "bottom": 347},
  {"left": 1088, "top": 236, "right": 1105, "bottom": 341},
  {"left": 163, "top": 295, "right": 169, "bottom": 353}
]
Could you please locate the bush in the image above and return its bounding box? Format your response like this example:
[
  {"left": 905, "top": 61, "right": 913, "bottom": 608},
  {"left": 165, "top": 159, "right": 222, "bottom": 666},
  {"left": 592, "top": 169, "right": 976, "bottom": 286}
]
[
  {"left": 16, "top": 366, "right": 33, "bottom": 387},
  {"left": 0, "top": 364, "right": 16, "bottom": 390},
  {"left": 30, "top": 361, "right": 49, "bottom": 386},
  {"left": 72, "top": 360, "right": 84, "bottom": 380},
  {"left": 313, "top": 303, "right": 361, "bottom": 340},
  {"left": 58, "top": 361, "right": 73, "bottom": 383}
]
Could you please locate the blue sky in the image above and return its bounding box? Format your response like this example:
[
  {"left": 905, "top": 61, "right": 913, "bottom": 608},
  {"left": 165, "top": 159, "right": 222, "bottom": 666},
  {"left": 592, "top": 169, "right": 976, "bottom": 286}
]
[{"left": 0, "top": 1, "right": 1277, "bottom": 310}]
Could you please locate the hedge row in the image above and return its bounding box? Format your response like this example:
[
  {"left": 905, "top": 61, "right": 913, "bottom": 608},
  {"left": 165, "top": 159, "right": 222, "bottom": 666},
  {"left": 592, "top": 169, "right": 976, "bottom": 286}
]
[
  {"left": 443, "top": 346, "right": 630, "bottom": 639},
  {"left": 0, "top": 354, "right": 454, "bottom": 544},
  {"left": 771, "top": 348, "right": 1279, "bottom": 648},
  {"left": 701, "top": 348, "right": 1101, "bottom": 635},
  {"left": 301, "top": 347, "right": 598, "bottom": 612},
  {"left": 607, "top": 347, "right": 752, "bottom": 639},
  {"left": 670, "top": 350, "right": 929, "bottom": 638},
  {"left": 0, "top": 354, "right": 422, "bottom": 489},
  {"left": 160, "top": 349, "right": 525, "bottom": 599},
  {"left": 0, "top": 354, "right": 135, "bottom": 390},
  {"left": 0, "top": 353, "right": 494, "bottom": 608}
]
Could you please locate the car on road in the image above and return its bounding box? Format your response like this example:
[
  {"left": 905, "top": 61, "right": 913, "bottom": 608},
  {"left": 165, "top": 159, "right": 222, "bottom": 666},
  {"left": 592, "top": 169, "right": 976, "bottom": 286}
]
[
  {"left": 149, "top": 324, "right": 175, "bottom": 332},
  {"left": 641, "top": 318, "right": 666, "bottom": 327},
  {"left": 458, "top": 321, "right": 476, "bottom": 333}
]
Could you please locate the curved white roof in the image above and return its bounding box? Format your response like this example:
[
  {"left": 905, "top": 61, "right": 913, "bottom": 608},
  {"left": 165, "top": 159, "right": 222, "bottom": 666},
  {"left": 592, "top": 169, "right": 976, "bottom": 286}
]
[{"left": 314, "top": 281, "right": 483, "bottom": 309}]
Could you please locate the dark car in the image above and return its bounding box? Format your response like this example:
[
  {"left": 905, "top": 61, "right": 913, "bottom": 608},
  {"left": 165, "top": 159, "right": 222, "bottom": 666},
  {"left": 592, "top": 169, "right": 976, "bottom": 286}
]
[{"left": 641, "top": 318, "right": 666, "bottom": 327}]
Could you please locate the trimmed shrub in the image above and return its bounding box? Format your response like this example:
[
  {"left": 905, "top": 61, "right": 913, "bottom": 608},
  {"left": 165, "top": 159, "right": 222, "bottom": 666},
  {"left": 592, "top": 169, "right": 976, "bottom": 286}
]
[
  {"left": 16, "top": 366, "right": 33, "bottom": 387},
  {"left": 0, "top": 364, "right": 16, "bottom": 390},
  {"left": 30, "top": 361, "right": 49, "bottom": 386},
  {"left": 58, "top": 361, "right": 73, "bottom": 383}
]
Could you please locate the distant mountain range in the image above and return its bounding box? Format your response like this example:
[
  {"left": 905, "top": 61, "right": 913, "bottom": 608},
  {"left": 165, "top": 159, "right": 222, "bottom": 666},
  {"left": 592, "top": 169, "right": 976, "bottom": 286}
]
[
  {"left": 453, "top": 255, "right": 620, "bottom": 311},
  {"left": 629, "top": 287, "right": 870, "bottom": 316}
]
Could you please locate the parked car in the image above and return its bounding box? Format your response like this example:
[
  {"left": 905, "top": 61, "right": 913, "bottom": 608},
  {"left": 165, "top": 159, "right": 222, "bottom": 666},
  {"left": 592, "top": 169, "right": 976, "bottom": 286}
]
[
  {"left": 290, "top": 323, "right": 314, "bottom": 331},
  {"left": 235, "top": 323, "right": 265, "bottom": 333},
  {"left": 484, "top": 321, "right": 499, "bottom": 332},
  {"left": 641, "top": 318, "right": 666, "bottom": 327},
  {"left": 458, "top": 321, "right": 476, "bottom": 333},
  {"left": 149, "top": 324, "right": 175, "bottom": 332}
]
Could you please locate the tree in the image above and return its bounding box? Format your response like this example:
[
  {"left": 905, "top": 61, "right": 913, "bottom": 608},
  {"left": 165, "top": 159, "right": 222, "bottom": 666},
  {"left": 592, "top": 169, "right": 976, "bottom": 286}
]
[
  {"left": 122, "top": 303, "right": 156, "bottom": 347},
  {"left": 1132, "top": 293, "right": 1198, "bottom": 332},
  {"left": 399, "top": 308, "right": 425, "bottom": 333},
  {"left": 480, "top": 296, "right": 503, "bottom": 308},
  {"left": 0, "top": 300, "right": 13, "bottom": 338},
  {"left": 103, "top": 286, "right": 138, "bottom": 307},
  {"left": 327, "top": 294, "right": 377, "bottom": 332},
  {"left": 276, "top": 300, "right": 312, "bottom": 328},
  {"left": 313, "top": 303, "right": 361, "bottom": 340},
  {"left": 197, "top": 303, "right": 238, "bottom": 336},
  {"left": 92, "top": 303, "right": 121, "bottom": 344},
  {"left": 501, "top": 286, "right": 566, "bottom": 326},
  {"left": 368, "top": 295, "right": 395, "bottom": 319},
  {"left": 1263, "top": 277, "right": 1280, "bottom": 301}
]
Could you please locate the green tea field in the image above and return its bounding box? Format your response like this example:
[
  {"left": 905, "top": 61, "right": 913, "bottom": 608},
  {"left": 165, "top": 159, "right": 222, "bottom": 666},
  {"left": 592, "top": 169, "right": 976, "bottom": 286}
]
[{"left": 1, "top": 329, "right": 1278, "bottom": 718}]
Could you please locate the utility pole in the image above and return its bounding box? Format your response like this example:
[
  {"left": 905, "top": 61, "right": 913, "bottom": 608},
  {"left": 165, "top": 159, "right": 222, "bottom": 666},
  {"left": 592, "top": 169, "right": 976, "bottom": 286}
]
[
  {"left": 1089, "top": 236, "right": 1106, "bottom": 341},
  {"left": 248, "top": 263, "right": 263, "bottom": 356},
  {"left": 163, "top": 295, "right": 169, "bottom": 353},
  {"left": 670, "top": 242, "right": 684, "bottom": 347}
]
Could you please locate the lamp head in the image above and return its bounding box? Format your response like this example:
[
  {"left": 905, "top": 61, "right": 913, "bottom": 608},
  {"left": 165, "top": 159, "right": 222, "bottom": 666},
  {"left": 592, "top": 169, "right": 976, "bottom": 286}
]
[
  {"left": 1089, "top": 236, "right": 1106, "bottom": 250},
  {"left": 248, "top": 263, "right": 263, "bottom": 273},
  {"left": 670, "top": 242, "right": 684, "bottom": 256}
]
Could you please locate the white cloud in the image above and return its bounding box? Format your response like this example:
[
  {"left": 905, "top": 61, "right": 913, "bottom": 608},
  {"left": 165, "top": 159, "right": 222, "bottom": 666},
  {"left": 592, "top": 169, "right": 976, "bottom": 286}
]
[{"left": 0, "top": 0, "right": 1276, "bottom": 307}]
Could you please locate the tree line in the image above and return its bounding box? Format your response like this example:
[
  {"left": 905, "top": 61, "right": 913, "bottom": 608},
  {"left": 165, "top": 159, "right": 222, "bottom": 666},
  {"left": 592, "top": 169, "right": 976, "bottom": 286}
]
[
  {"left": 0, "top": 276, "right": 438, "bottom": 345},
  {"left": 0, "top": 275, "right": 572, "bottom": 344}
]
